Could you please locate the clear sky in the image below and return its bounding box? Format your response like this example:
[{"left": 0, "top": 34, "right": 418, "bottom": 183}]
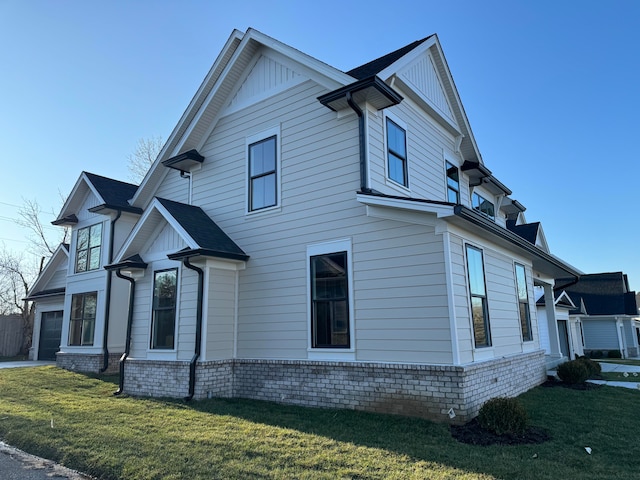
[{"left": 1, "top": 1, "right": 639, "bottom": 288}]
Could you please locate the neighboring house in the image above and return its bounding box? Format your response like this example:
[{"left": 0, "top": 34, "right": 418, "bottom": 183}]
[
  {"left": 0, "top": 314, "right": 24, "bottom": 357},
  {"left": 49, "top": 172, "right": 141, "bottom": 372},
  {"left": 42, "top": 29, "right": 582, "bottom": 423},
  {"left": 535, "top": 289, "right": 584, "bottom": 363},
  {"left": 558, "top": 273, "right": 640, "bottom": 358},
  {"left": 25, "top": 243, "right": 69, "bottom": 360}
]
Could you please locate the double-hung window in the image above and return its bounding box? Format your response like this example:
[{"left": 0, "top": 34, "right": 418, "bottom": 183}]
[
  {"left": 466, "top": 245, "right": 491, "bottom": 348},
  {"left": 69, "top": 292, "right": 97, "bottom": 346},
  {"left": 515, "top": 263, "right": 532, "bottom": 341},
  {"left": 446, "top": 161, "right": 460, "bottom": 203},
  {"left": 472, "top": 192, "right": 495, "bottom": 220},
  {"left": 151, "top": 269, "right": 178, "bottom": 350},
  {"left": 310, "top": 251, "right": 350, "bottom": 348},
  {"left": 75, "top": 223, "right": 102, "bottom": 272},
  {"left": 386, "top": 118, "right": 408, "bottom": 187},
  {"left": 249, "top": 135, "right": 277, "bottom": 211}
]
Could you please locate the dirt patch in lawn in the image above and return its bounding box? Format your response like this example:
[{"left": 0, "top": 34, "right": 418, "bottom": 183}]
[
  {"left": 540, "top": 379, "right": 603, "bottom": 390},
  {"left": 450, "top": 418, "right": 551, "bottom": 446}
]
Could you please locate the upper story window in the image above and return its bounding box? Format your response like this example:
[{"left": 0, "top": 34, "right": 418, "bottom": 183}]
[
  {"left": 472, "top": 192, "right": 495, "bottom": 220},
  {"left": 248, "top": 135, "right": 277, "bottom": 212},
  {"left": 466, "top": 245, "right": 491, "bottom": 348},
  {"left": 151, "top": 268, "right": 178, "bottom": 350},
  {"left": 515, "top": 263, "right": 532, "bottom": 342},
  {"left": 75, "top": 223, "right": 102, "bottom": 273},
  {"left": 386, "top": 118, "right": 408, "bottom": 187},
  {"left": 446, "top": 161, "right": 460, "bottom": 203},
  {"left": 69, "top": 292, "right": 97, "bottom": 346}
]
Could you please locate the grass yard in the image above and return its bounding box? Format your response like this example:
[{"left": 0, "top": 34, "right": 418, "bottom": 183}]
[{"left": 1, "top": 367, "right": 639, "bottom": 480}]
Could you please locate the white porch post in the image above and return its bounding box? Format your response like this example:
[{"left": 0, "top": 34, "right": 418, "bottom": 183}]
[{"left": 543, "top": 284, "right": 563, "bottom": 362}]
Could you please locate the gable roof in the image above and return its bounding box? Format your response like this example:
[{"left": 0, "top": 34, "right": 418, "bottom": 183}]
[
  {"left": 113, "top": 198, "right": 248, "bottom": 264},
  {"left": 536, "top": 289, "right": 577, "bottom": 310},
  {"left": 507, "top": 220, "right": 540, "bottom": 244},
  {"left": 25, "top": 243, "right": 69, "bottom": 300},
  {"left": 346, "top": 37, "right": 433, "bottom": 80},
  {"left": 53, "top": 172, "right": 140, "bottom": 224},
  {"left": 557, "top": 272, "right": 638, "bottom": 316}
]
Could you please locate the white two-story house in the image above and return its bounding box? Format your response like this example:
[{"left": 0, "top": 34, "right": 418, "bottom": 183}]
[{"left": 38, "top": 29, "right": 581, "bottom": 423}]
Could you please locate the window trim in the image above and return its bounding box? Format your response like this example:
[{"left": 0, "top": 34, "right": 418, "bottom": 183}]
[
  {"left": 515, "top": 263, "right": 533, "bottom": 342},
  {"left": 246, "top": 126, "right": 281, "bottom": 215},
  {"left": 384, "top": 114, "right": 409, "bottom": 189},
  {"left": 472, "top": 191, "right": 495, "bottom": 220},
  {"left": 74, "top": 223, "right": 103, "bottom": 273},
  {"left": 307, "top": 239, "right": 355, "bottom": 357},
  {"left": 150, "top": 267, "right": 179, "bottom": 351},
  {"left": 465, "top": 244, "right": 491, "bottom": 348},
  {"left": 68, "top": 292, "right": 97, "bottom": 346},
  {"left": 445, "top": 160, "right": 460, "bottom": 203}
]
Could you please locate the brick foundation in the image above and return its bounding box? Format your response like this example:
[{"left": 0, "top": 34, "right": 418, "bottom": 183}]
[
  {"left": 122, "top": 350, "right": 546, "bottom": 423},
  {"left": 56, "top": 352, "right": 121, "bottom": 374}
]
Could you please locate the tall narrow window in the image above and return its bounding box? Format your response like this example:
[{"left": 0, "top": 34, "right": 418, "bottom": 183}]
[
  {"left": 466, "top": 245, "right": 491, "bottom": 348},
  {"left": 249, "top": 135, "right": 277, "bottom": 211},
  {"left": 75, "top": 223, "right": 102, "bottom": 272},
  {"left": 386, "top": 118, "right": 408, "bottom": 187},
  {"left": 151, "top": 269, "right": 178, "bottom": 350},
  {"left": 472, "top": 192, "right": 495, "bottom": 220},
  {"left": 446, "top": 161, "right": 460, "bottom": 203},
  {"left": 311, "top": 251, "right": 349, "bottom": 348},
  {"left": 515, "top": 263, "right": 532, "bottom": 341},
  {"left": 69, "top": 292, "right": 97, "bottom": 346}
]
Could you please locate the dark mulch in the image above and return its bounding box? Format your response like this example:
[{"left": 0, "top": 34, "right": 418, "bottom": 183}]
[
  {"left": 541, "top": 379, "right": 602, "bottom": 390},
  {"left": 450, "top": 418, "right": 551, "bottom": 446}
]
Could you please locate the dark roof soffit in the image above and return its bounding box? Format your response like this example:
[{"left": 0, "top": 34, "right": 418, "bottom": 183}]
[
  {"left": 317, "top": 76, "right": 403, "bottom": 112},
  {"left": 51, "top": 214, "right": 78, "bottom": 226},
  {"left": 167, "top": 247, "right": 249, "bottom": 262},
  {"left": 88, "top": 204, "right": 143, "bottom": 215},
  {"left": 162, "top": 149, "right": 205, "bottom": 172},
  {"left": 24, "top": 287, "right": 66, "bottom": 301},
  {"left": 104, "top": 254, "right": 148, "bottom": 271}
]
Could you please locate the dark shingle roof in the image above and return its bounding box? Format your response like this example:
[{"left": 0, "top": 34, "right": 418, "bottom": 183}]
[
  {"left": 506, "top": 220, "right": 540, "bottom": 245},
  {"left": 557, "top": 272, "right": 638, "bottom": 316},
  {"left": 157, "top": 198, "right": 248, "bottom": 261},
  {"left": 346, "top": 36, "right": 433, "bottom": 80},
  {"left": 84, "top": 172, "right": 138, "bottom": 209}
]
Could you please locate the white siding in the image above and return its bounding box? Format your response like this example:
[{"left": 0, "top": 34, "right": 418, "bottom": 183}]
[
  {"left": 155, "top": 170, "right": 189, "bottom": 204},
  {"left": 205, "top": 267, "right": 236, "bottom": 359},
  {"left": 48, "top": 268, "right": 67, "bottom": 290},
  {"left": 582, "top": 318, "right": 619, "bottom": 350}
]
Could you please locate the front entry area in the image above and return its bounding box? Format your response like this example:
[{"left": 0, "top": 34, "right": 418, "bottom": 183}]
[{"left": 38, "top": 311, "right": 63, "bottom": 361}]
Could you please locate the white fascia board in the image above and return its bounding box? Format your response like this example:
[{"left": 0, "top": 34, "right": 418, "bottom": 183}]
[
  {"left": 376, "top": 36, "right": 437, "bottom": 81},
  {"left": 27, "top": 244, "right": 69, "bottom": 296},
  {"left": 131, "top": 30, "right": 245, "bottom": 208},
  {"left": 356, "top": 193, "right": 454, "bottom": 219}
]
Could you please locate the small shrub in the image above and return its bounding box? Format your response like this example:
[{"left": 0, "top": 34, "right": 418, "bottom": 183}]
[
  {"left": 576, "top": 356, "right": 601, "bottom": 377},
  {"left": 478, "top": 397, "right": 528, "bottom": 435},
  {"left": 588, "top": 350, "right": 604, "bottom": 359},
  {"left": 557, "top": 359, "right": 589, "bottom": 384},
  {"left": 607, "top": 350, "right": 622, "bottom": 359}
]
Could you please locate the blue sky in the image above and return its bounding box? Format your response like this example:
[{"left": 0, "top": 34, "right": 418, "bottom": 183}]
[{"left": 1, "top": 1, "right": 639, "bottom": 288}]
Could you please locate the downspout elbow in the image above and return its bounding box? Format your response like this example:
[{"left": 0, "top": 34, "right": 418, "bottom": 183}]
[{"left": 182, "top": 257, "right": 204, "bottom": 401}]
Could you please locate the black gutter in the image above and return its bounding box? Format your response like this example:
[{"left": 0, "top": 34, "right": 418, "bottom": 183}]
[
  {"left": 182, "top": 257, "right": 204, "bottom": 401},
  {"left": 346, "top": 91, "right": 367, "bottom": 192},
  {"left": 100, "top": 209, "right": 122, "bottom": 373},
  {"left": 113, "top": 269, "right": 136, "bottom": 395}
]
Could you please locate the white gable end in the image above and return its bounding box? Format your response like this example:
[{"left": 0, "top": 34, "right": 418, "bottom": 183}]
[
  {"left": 399, "top": 53, "right": 457, "bottom": 127},
  {"left": 224, "top": 53, "right": 305, "bottom": 115},
  {"left": 76, "top": 189, "right": 102, "bottom": 222},
  {"left": 142, "top": 221, "right": 186, "bottom": 259}
]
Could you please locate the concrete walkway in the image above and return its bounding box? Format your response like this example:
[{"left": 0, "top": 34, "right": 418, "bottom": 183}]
[
  {"left": 588, "top": 361, "right": 640, "bottom": 390},
  {"left": 0, "top": 361, "right": 54, "bottom": 369}
]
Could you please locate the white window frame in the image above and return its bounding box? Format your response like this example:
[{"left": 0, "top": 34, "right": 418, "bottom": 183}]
[
  {"left": 307, "top": 238, "right": 355, "bottom": 360},
  {"left": 445, "top": 159, "right": 460, "bottom": 204},
  {"left": 472, "top": 191, "right": 495, "bottom": 220},
  {"left": 74, "top": 222, "right": 104, "bottom": 274},
  {"left": 465, "top": 243, "right": 492, "bottom": 350},
  {"left": 245, "top": 126, "right": 281, "bottom": 216},
  {"left": 514, "top": 263, "right": 533, "bottom": 342},
  {"left": 383, "top": 112, "right": 410, "bottom": 193},
  {"left": 147, "top": 260, "right": 180, "bottom": 359}
]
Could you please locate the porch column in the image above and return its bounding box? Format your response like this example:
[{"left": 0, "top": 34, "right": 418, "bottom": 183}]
[{"left": 543, "top": 284, "right": 563, "bottom": 362}]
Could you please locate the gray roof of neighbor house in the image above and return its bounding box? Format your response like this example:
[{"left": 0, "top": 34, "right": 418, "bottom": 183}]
[
  {"left": 346, "top": 37, "right": 433, "bottom": 79},
  {"left": 156, "top": 198, "right": 249, "bottom": 261},
  {"left": 506, "top": 220, "right": 540, "bottom": 245},
  {"left": 556, "top": 272, "right": 638, "bottom": 316},
  {"left": 84, "top": 172, "right": 139, "bottom": 209}
]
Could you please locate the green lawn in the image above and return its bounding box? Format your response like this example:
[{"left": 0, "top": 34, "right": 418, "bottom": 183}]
[{"left": 1, "top": 367, "right": 639, "bottom": 480}]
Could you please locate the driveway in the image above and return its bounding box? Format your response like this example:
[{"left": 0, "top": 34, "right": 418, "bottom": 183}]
[
  {"left": 0, "top": 361, "right": 54, "bottom": 369},
  {"left": 0, "top": 442, "right": 92, "bottom": 479}
]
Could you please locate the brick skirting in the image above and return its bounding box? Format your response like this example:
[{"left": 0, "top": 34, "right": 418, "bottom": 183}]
[
  {"left": 120, "top": 350, "right": 546, "bottom": 423},
  {"left": 56, "top": 352, "right": 121, "bottom": 374}
]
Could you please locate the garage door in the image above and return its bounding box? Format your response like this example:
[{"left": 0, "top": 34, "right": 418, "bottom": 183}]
[{"left": 38, "top": 311, "right": 63, "bottom": 361}]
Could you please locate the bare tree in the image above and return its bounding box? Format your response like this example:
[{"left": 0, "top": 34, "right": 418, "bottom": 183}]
[
  {"left": 127, "top": 136, "right": 164, "bottom": 183},
  {"left": 0, "top": 246, "right": 37, "bottom": 353},
  {"left": 16, "top": 198, "right": 68, "bottom": 258}
]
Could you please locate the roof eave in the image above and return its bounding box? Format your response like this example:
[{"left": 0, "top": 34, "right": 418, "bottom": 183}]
[{"left": 318, "top": 75, "right": 403, "bottom": 112}]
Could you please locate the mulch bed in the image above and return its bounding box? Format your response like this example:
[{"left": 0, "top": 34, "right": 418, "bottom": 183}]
[
  {"left": 450, "top": 418, "right": 551, "bottom": 446},
  {"left": 540, "top": 379, "right": 602, "bottom": 390}
]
